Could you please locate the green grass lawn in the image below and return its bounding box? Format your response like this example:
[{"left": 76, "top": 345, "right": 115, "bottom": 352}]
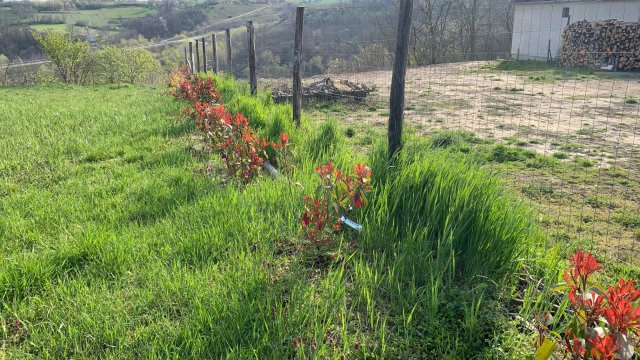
[{"left": 0, "top": 81, "right": 582, "bottom": 358}]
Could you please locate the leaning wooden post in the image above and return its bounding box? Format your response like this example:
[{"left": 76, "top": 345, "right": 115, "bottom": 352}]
[
  {"left": 292, "top": 6, "right": 305, "bottom": 128},
  {"left": 247, "top": 21, "right": 257, "bottom": 96},
  {"left": 387, "top": 0, "right": 413, "bottom": 159},
  {"left": 225, "top": 29, "right": 233, "bottom": 75},
  {"left": 195, "top": 39, "right": 201, "bottom": 73},
  {"left": 188, "top": 41, "right": 194, "bottom": 74},
  {"left": 211, "top": 33, "right": 219, "bottom": 74}
]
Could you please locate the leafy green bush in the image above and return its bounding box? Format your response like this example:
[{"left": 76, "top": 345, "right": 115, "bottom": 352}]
[
  {"left": 94, "top": 46, "right": 161, "bottom": 85},
  {"left": 32, "top": 30, "right": 161, "bottom": 85},
  {"left": 32, "top": 30, "right": 91, "bottom": 84}
]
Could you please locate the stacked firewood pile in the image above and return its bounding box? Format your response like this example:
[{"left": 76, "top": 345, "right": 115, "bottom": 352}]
[
  {"left": 560, "top": 20, "right": 640, "bottom": 71},
  {"left": 272, "top": 77, "right": 373, "bottom": 103}
]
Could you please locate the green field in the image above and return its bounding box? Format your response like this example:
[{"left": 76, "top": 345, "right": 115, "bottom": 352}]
[
  {"left": 29, "top": 23, "right": 69, "bottom": 32},
  {"left": 28, "top": 6, "right": 154, "bottom": 31},
  {"left": 0, "top": 80, "right": 634, "bottom": 357}
]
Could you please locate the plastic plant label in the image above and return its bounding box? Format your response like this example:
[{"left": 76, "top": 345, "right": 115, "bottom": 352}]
[{"left": 341, "top": 215, "right": 363, "bottom": 232}]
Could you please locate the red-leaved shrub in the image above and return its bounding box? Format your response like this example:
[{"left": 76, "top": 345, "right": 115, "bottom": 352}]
[
  {"left": 168, "top": 68, "right": 289, "bottom": 184},
  {"left": 536, "top": 250, "right": 639, "bottom": 360},
  {"left": 168, "top": 67, "right": 222, "bottom": 105},
  {"left": 301, "top": 161, "right": 372, "bottom": 245}
]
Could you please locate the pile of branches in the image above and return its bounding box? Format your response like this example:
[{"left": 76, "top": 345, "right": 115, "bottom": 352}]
[
  {"left": 272, "top": 77, "right": 373, "bottom": 103},
  {"left": 560, "top": 19, "right": 640, "bottom": 71}
]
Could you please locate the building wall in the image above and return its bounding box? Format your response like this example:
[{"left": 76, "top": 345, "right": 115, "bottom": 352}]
[{"left": 511, "top": 0, "right": 640, "bottom": 61}]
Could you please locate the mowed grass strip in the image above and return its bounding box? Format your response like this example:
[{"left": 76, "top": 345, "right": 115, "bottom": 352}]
[{"left": 1, "top": 82, "right": 545, "bottom": 358}]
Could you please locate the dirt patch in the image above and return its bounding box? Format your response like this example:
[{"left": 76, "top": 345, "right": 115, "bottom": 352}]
[{"left": 302, "top": 61, "right": 640, "bottom": 264}]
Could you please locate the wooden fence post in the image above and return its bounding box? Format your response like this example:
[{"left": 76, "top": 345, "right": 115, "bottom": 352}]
[
  {"left": 212, "top": 33, "right": 219, "bottom": 74},
  {"left": 188, "top": 41, "right": 194, "bottom": 74},
  {"left": 293, "top": 6, "right": 305, "bottom": 128},
  {"left": 247, "top": 21, "right": 257, "bottom": 96},
  {"left": 195, "top": 39, "right": 201, "bottom": 73},
  {"left": 183, "top": 47, "right": 188, "bottom": 69},
  {"left": 225, "top": 29, "right": 233, "bottom": 76},
  {"left": 202, "top": 37, "right": 207, "bottom": 74},
  {"left": 387, "top": 0, "right": 413, "bottom": 159}
]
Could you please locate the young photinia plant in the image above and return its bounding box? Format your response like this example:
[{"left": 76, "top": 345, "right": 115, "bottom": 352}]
[
  {"left": 301, "top": 161, "right": 372, "bottom": 245},
  {"left": 217, "top": 113, "right": 266, "bottom": 184},
  {"left": 168, "top": 67, "right": 221, "bottom": 105},
  {"left": 167, "top": 69, "right": 290, "bottom": 184},
  {"left": 183, "top": 100, "right": 289, "bottom": 184},
  {"left": 263, "top": 132, "right": 290, "bottom": 170},
  {"left": 535, "top": 250, "right": 640, "bottom": 360}
]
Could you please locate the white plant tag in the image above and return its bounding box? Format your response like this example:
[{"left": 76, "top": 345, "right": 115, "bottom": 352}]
[{"left": 341, "top": 215, "right": 363, "bottom": 231}]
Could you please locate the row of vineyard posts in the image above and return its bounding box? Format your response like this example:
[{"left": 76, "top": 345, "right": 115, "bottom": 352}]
[{"left": 181, "top": 0, "right": 414, "bottom": 159}]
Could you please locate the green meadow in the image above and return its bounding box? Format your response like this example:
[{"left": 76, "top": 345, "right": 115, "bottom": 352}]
[
  {"left": 30, "top": 6, "right": 155, "bottom": 30},
  {"left": 0, "top": 79, "right": 623, "bottom": 358}
]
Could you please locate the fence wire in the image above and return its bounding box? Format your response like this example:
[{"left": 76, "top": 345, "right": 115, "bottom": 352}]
[
  {"left": 289, "top": 52, "right": 640, "bottom": 265},
  {"left": 253, "top": 5, "right": 640, "bottom": 266}
]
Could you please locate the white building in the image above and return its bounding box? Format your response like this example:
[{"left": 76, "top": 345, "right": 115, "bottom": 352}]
[{"left": 511, "top": 0, "right": 640, "bottom": 61}]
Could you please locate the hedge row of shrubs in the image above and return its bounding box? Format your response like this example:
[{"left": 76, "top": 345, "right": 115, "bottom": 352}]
[{"left": 33, "top": 30, "right": 161, "bottom": 85}]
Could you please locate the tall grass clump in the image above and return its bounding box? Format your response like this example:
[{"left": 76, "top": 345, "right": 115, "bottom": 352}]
[
  {"left": 303, "top": 119, "right": 345, "bottom": 162},
  {"left": 211, "top": 74, "right": 296, "bottom": 142},
  {"left": 364, "top": 142, "right": 542, "bottom": 282}
]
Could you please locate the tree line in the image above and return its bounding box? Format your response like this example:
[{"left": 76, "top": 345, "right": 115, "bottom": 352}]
[
  {"left": 222, "top": 0, "right": 514, "bottom": 79},
  {"left": 2, "top": 0, "right": 517, "bottom": 84},
  {"left": 376, "top": 0, "right": 514, "bottom": 66}
]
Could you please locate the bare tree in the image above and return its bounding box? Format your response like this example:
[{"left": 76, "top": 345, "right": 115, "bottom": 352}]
[
  {"left": 416, "top": 0, "right": 453, "bottom": 64},
  {"left": 454, "top": 0, "right": 481, "bottom": 60},
  {"left": 378, "top": 0, "right": 515, "bottom": 65}
]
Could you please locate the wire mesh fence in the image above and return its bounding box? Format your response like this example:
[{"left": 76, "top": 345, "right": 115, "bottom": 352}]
[
  {"left": 296, "top": 59, "right": 639, "bottom": 265},
  {"left": 252, "top": 4, "right": 640, "bottom": 267}
]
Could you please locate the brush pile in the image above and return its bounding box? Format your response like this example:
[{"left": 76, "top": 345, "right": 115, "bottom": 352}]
[
  {"left": 272, "top": 77, "right": 373, "bottom": 103},
  {"left": 560, "top": 19, "right": 640, "bottom": 71}
]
